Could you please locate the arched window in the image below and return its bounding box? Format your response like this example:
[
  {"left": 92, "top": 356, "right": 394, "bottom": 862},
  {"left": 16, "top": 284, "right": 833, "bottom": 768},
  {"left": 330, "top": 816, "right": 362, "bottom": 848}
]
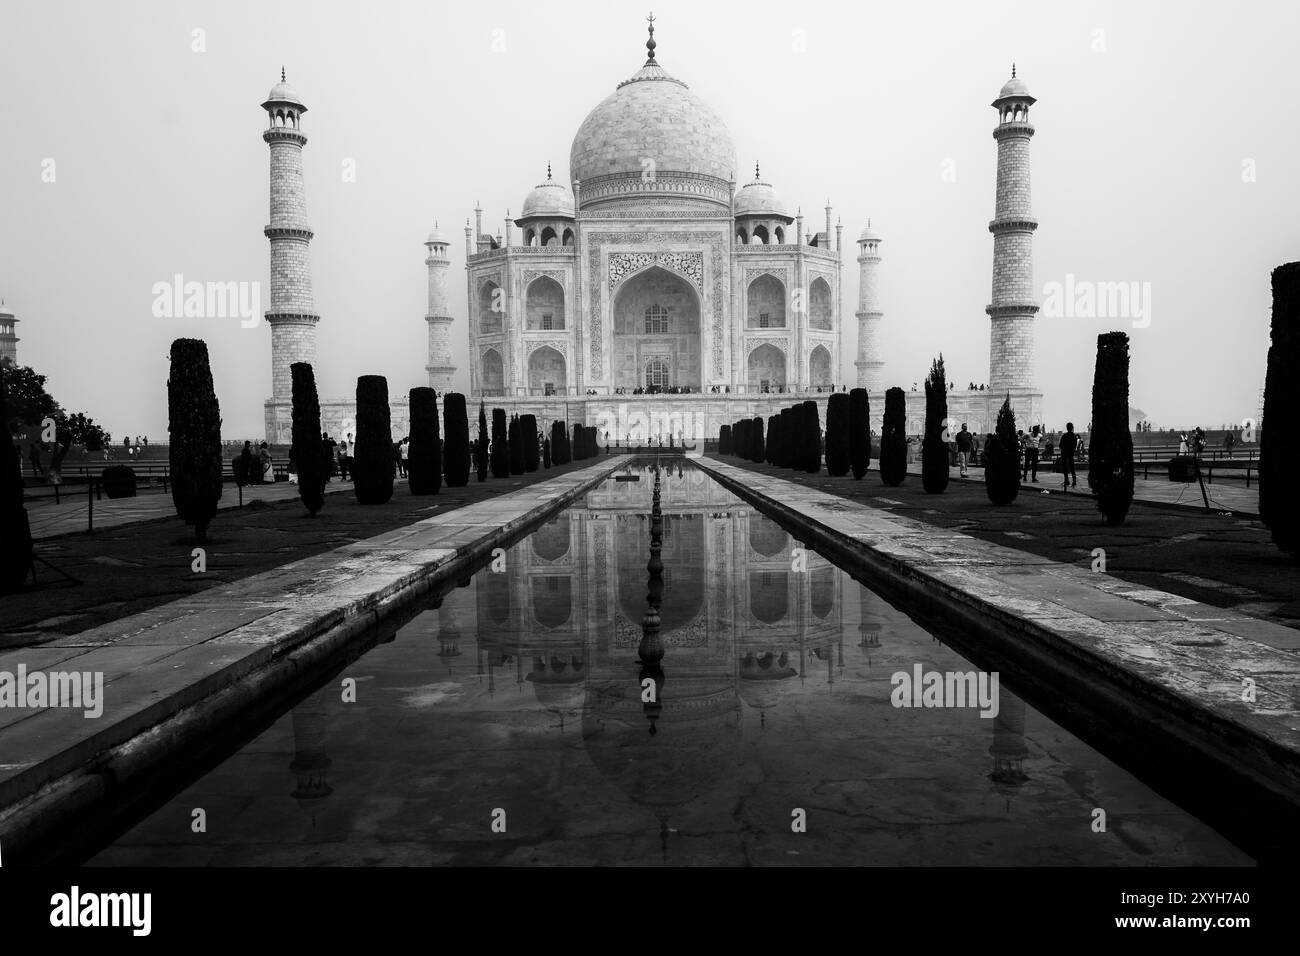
[
  {"left": 562, "top": 228, "right": 574, "bottom": 246},
  {"left": 736, "top": 227, "right": 748, "bottom": 245},
  {"left": 644, "top": 304, "right": 669, "bottom": 334},
  {"left": 540, "top": 226, "right": 557, "bottom": 247},
  {"left": 753, "top": 224, "right": 770, "bottom": 245},
  {"left": 774, "top": 226, "right": 785, "bottom": 244},
  {"left": 646, "top": 358, "right": 670, "bottom": 388}
]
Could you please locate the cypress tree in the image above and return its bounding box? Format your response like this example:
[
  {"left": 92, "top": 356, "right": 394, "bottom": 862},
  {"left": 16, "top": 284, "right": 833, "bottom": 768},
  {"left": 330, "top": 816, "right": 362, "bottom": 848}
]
[
  {"left": 826, "top": 392, "right": 850, "bottom": 476},
  {"left": 922, "top": 355, "right": 950, "bottom": 494},
  {"left": 879, "top": 387, "right": 908, "bottom": 486},
  {"left": 0, "top": 362, "right": 32, "bottom": 593},
  {"left": 984, "top": 397, "right": 1021, "bottom": 505},
  {"left": 801, "top": 400, "right": 821, "bottom": 474},
  {"left": 779, "top": 406, "right": 794, "bottom": 468},
  {"left": 442, "top": 392, "right": 471, "bottom": 487},
  {"left": 509, "top": 414, "right": 524, "bottom": 473},
  {"left": 291, "top": 362, "right": 326, "bottom": 515},
  {"left": 490, "top": 408, "right": 510, "bottom": 478},
  {"left": 719, "top": 423, "right": 732, "bottom": 455},
  {"left": 572, "top": 423, "right": 582, "bottom": 460},
  {"left": 407, "top": 387, "right": 441, "bottom": 495},
  {"left": 1088, "top": 332, "right": 1135, "bottom": 525},
  {"left": 475, "top": 401, "right": 489, "bottom": 482},
  {"left": 550, "top": 420, "right": 567, "bottom": 465},
  {"left": 751, "top": 416, "right": 765, "bottom": 463},
  {"left": 353, "top": 374, "right": 395, "bottom": 505},
  {"left": 849, "top": 388, "right": 871, "bottom": 480},
  {"left": 1259, "top": 262, "right": 1300, "bottom": 555},
  {"left": 167, "top": 338, "right": 225, "bottom": 539},
  {"left": 767, "top": 415, "right": 778, "bottom": 465},
  {"left": 521, "top": 414, "right": 540, "bottom": 472}
]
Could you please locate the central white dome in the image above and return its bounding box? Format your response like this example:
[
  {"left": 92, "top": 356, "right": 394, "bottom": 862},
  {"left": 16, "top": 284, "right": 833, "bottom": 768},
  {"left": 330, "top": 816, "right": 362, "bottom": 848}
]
[{"left": 569, "top": 56, "right": 736, "bottom": 210}]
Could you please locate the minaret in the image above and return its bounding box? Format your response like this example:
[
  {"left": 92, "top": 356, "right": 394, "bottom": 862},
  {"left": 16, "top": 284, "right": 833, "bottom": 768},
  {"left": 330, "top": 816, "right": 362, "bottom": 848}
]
[
  {"left": 262, "top": 69, "right": 319, "bottom": 437},
  {"left": 0, "top": 301, "right": 18, "bottom": 366},
  {"left": 424, "top": 224, "right": 455, "bottom": 391},
  {"left": 986, "top": 65, "right": 1038, "bottom": 395},
  {"left": 855, "top": 222, "right": 884, "bottom": 390}
]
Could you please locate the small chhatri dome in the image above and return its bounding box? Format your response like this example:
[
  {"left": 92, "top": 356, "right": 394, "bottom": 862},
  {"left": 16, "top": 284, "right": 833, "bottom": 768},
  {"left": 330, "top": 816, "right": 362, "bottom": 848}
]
[
  {"left": 733, "top": 163, "right": 790, "bottom": 219},
  {"left": 426, "top": 221, "right": 446, "bottom": 244},
  {"left": 996, "top": 64, "right": 1032, "bottom": 101},
  {"left": 519, "top": 164, "right": 576, "bottom": 220},
  {"left": 859, "top": 219, "right": 882, "bottom": 242},
  {"left": 264, "top": 67, "right": 306, "bottom": 109},
  {"left": 0, "top": 299, "right": 13, "bottom": 318}
]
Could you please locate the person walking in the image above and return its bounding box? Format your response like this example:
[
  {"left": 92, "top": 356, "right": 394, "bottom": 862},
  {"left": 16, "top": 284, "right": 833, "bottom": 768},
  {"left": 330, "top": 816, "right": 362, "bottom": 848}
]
[
  {"left": 337, "top": 440, "right": 350, "bottom": 481},
  {"left": 1058, "top": 422, "right": 1079, "bottom": 490},
  {"left": 955, "top": 423, "right": 973, "bottom": 478},
  {"left": 1224, "top": 431, "right": 1236, "bottom": 457},
  {"left": 399, "top": 438, "right": 410, "bottom": 478}
]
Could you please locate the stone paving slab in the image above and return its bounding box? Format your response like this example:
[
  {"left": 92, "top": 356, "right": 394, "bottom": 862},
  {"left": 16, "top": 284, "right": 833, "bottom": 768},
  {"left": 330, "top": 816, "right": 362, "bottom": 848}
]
[
  {"left": 908, "top": 462, "right": 1260, "bottom": 516},
  {"left": 0, "top": 458, "right": 627, "bottom": 847},
  {"left": 25, "top": 480, "right": 357, "bottom": 539},
  {"left": 699, "top": 458, "right": 1300, "bottom": 815}
]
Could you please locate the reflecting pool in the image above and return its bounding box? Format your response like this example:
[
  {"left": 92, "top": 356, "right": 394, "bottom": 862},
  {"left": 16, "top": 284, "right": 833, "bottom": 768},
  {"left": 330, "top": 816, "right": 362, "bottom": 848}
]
[{"left": 88, "top": 462, "right": 1252, "bottom": 866}]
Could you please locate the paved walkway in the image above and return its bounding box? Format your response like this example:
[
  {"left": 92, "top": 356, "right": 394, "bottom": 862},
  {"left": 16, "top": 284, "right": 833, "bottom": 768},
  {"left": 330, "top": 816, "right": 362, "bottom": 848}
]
[
  {"left": 24, "top": 480, "right": 360, "bottom": 539},
  {"left": 907, "top": 462, "right": 1260, "bottom": 515},
  {"left": 0, "top": 457, "right": 628, "bottom": 863}
]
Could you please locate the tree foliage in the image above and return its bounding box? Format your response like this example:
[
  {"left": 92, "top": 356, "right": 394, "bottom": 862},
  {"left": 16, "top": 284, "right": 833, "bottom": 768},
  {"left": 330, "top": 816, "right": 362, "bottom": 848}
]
[
  {"left": 879, "top": 388, "right": 907, "bottom": 486},
  {"left": 1088, "top": 332, "right": 1135, "bottom": 525},
  {"left": 167, "top": 339, "right": 224, "bottom": 540},
  {"left": 291, "top": 362, "right": 326, "bottom": 515}
]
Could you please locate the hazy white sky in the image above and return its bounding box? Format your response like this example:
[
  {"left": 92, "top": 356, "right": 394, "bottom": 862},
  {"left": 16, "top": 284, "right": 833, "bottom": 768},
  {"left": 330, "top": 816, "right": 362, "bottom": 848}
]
[{"left": 1, "top": 0, "right": 1295, "bottom": 439}]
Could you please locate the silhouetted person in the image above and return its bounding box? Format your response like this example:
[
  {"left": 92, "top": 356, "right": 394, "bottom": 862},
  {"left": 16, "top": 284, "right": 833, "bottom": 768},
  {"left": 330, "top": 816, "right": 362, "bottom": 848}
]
[
  {"left": 1058, "top": 422, "right": 1079, "bottom": 490},
  {"left": 239, "top": 440, "right": 254, "bottom": 484}
]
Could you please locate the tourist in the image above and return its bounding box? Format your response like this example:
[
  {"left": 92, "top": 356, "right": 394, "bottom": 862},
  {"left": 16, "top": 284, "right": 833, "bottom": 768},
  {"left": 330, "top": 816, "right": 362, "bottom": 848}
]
[
  {"left": 1224, "top": 431, "right": 1236, "bottom": 457},
  {"left": 955, "top": 424, "right": 972, "bottom": 478},
  {"left": 28, "top": 443, "right": 43, "bottom": 477},
  {"left": 259, "top": 441, "right": 273, "bottom": 482},
  {"left": 1178, "top": 433, "right": 1189, "bottom": 455},
  {"left": 1019, "top": 429, "right": 1040, "bottom": 483},
  {"left": 239, "top": 440, "right": 255, "bottom": 484},
  {"left": 321, "top": 432, "right": 335, "bottom": 481},
  {"left": 337, "top": 440, "right": 350, "bottom": 480},
  {"left": 1058, "top": 422, "right": 1079, "bottom": 490}
]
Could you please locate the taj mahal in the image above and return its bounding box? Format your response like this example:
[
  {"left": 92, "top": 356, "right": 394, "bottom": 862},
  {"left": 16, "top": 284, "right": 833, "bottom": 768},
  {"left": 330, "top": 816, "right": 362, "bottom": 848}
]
[{"left": 260, "top": 18, "right": 1044, "bottom": 445}]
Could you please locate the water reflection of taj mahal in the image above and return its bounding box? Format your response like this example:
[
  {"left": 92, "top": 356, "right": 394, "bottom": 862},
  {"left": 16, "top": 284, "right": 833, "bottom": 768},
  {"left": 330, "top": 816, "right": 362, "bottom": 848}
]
[{"left": 473, "top": 464, "right": 844, "bottom": 714}]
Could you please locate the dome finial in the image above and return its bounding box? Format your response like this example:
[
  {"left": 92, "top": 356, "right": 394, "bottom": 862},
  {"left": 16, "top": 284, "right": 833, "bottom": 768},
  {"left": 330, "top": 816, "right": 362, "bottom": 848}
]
[
  {"left": 547, "top": 161, "right": 552, "bottom": 181},
  {"left": 754, "top": 160, "right": 760, "bottom": 180},
  {"left": 1011, "top": 62, "right": 1016, "bottom": 78},
  {"left": 645, "top": 11, "right": 656, "bottom": 61},
  {"left": 281, "top": 66, "right": 286, "bottom": 82}
]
